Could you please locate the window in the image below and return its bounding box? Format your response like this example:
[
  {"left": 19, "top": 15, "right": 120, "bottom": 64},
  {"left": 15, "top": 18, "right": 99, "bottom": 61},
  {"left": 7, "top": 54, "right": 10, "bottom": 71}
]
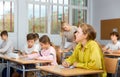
[
  {"left": 0, "top": 0, "right": 14, "bottom": 32},
  {"left": 28, "top": 0, "right": 88, "bottom": 34}
]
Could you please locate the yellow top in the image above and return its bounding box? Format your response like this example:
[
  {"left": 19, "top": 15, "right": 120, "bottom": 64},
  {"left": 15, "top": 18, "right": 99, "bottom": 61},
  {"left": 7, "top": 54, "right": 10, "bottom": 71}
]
[{"left": 66, "top": 40, "right": 107, "bottom": 77}]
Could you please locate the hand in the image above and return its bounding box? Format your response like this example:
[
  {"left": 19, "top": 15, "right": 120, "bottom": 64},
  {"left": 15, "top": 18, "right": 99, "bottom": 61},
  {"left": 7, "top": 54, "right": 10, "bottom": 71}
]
[
  {"left": 34, "top": 57, "right": 39, "bottom": 60},
  {"left": 73, "top": 62, "right": 78, "bottom": 67},
  {"left": 106, "top": 49, "right": 113, "bottom": 54},
  {"left": 62, "top": 61, "right": 70, "bottom": 68},
  {"left": 23, "top": 54, "right": 28, "bottom": 57},
  {"left": 31, "top": 51, "right": 37, "bottom": 54},
  {"left": 63, "top": 49, "right": 69, "bottom": 52}
]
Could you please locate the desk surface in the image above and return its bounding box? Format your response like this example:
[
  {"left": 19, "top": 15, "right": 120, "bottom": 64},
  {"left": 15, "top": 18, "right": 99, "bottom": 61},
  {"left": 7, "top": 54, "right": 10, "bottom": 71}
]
[
  {"left": 104, "top": 53, "right": 120, "bottom": 57},
  {"left": 8, "top": 58, "right": 51, "bottom": 64},
  {"left": 37, "top": 65, "right": 103, "bottom": 76},
  {"left": 0, "top": 54, "right": 51, "bottom": 64}
]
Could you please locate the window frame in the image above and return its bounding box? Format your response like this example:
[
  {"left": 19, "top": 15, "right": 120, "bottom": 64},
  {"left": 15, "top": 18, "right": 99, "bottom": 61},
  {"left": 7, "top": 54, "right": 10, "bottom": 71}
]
[
  {"left": 27, "top": 0, "right": 89, "bottom": 35},
  {"left": 0, "top": 0, "right": 17, "bottom": 36}
]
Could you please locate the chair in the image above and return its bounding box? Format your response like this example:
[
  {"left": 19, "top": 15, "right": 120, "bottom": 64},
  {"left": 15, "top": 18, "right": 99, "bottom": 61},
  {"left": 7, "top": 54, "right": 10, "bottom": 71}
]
[
  {"left": 104, "top": 57, "right": 119, "bottom": 77},
  {"left": 55, "top": 46, "right": 63, "bottom": 64}
]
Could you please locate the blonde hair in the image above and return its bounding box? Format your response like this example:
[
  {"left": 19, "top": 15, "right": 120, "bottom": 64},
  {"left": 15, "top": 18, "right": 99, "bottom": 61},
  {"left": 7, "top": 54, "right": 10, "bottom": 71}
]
[{"left": 79, "top": 23, "right": 96, "bottom": 41}]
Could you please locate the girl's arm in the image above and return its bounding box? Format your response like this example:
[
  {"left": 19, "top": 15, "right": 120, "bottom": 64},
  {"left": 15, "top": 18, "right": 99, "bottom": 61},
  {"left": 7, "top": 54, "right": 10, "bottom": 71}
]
[{"left": 36, "top": 53, "right": 54, "bottom": 60}]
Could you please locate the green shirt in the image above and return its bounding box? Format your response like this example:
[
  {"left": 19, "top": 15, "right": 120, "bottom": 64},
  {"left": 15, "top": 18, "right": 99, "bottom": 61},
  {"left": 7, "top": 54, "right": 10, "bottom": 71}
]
[{"left": 66, "top": 40, "right": 106, "bottom": 77}]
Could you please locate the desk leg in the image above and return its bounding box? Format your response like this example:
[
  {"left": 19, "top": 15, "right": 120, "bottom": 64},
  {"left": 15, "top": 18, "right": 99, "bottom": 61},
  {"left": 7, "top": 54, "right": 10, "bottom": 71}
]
[
  {"left": 7, "top": 61, "right": 10, "bottom": 77},
  {"left": 22, "top": 65, "right": 25, "bottom": 77}
]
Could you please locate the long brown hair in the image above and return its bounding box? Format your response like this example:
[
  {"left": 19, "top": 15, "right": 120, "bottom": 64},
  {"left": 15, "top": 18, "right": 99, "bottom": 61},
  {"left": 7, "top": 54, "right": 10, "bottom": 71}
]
[{"left": 39, "top": 35, "right": 54, "bottom": 47}]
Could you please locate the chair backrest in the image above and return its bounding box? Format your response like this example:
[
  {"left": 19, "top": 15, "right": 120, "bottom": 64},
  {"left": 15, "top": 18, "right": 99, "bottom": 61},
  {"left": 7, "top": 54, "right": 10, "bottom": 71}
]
[
  {"left": 104, "top": 57, "right": 118, "bottom": 74},
  {"left": 55, "top": 46, "right": 62, "bottom": 64}
]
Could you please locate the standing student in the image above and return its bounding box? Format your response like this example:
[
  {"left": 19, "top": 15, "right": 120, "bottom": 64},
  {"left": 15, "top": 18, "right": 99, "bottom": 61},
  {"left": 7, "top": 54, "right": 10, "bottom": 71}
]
[
  {"left": 61, "top": 21, "right": 77, "bottom": 59},
  {"left": 102, "top": 31, "right": 120, "bottom": 54},
  {"left": 61, "top": 21, "right": 77, "bottom": 52},
  {"left": 0, "top": 30, "right": 14, "bottom": 55},
  {"left": 62, "top": 23, "right": 106, "bottom": 77}
]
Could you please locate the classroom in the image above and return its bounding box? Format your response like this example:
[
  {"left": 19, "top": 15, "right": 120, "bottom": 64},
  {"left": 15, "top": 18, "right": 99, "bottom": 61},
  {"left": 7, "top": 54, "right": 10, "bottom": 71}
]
[{"left": 0, "top": 0, "right": 120, "bottom": 77}]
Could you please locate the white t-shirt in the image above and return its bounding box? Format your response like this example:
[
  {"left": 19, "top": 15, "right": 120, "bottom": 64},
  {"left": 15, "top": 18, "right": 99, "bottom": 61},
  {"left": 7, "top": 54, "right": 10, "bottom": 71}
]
[
  {"left": 0, "top": 39, "right": 14, "bottom": 55},
  {"left": 105, "top": 41, "right": 120, "bottom": 51},
  {"left": 22, "top": 44, "right": 39, "bottom": 54}
]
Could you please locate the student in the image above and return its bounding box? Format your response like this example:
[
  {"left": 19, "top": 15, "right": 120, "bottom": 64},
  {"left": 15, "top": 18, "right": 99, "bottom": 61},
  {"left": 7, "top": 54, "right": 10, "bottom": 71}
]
[
  {"left": 0, "top": 30, "right": 14, "bottom": 77},
  {"left": 28, "top": 35, "right": 58, "bottom": 65},
  {"left": 13, "top": 33, "right": 40, "bottom": 77},
  {"left": 61, "top": 21, "right": 77, "bottom": 58},
  {"left": 61, "top": 21, "right": 77, "bottom": 51},
  {"left": 103, "top": 31, "right": 120, "bottom": 54},
  {"left": 21, "top": 33, "right": 39, "bottom": 56},
  {"left": 0, "top": 30, "right": 14, "bottom": 55},
  {"left": 62, "top": 23, "right": 106, "bottom": 77}
]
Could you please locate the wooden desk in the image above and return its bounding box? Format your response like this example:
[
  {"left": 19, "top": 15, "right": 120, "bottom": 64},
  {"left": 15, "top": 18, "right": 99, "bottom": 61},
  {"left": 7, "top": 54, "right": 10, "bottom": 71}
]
[
  {"left": 8, "top": 57, "right": 51, "bottom": 64},
  {"left": 0, "top": 54, "right": 51, "bottom": 64},
  {"left": 104, "top": 53, "right": 120, "bottom": 57},
  {"left": 37, "top": 65, "right": 104, "bottom": 77},
  {"left": 0, "top": 54, "right": 51, "bottom": 77}
]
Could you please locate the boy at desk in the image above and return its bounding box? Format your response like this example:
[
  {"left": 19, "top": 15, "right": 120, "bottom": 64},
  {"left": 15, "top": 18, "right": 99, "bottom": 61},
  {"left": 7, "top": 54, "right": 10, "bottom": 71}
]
[
  {"left": 0, "top": 30, "right": 14, "bottom": 77},
  {"left": 12, "top": 33, "right": 40, "bottom": 77},
  {"left": 103, "top": 31, "right": 120, "bottom": 54},
  {"left": 0, "top": 30, "right": 14, "bottom": 55},
  {"left": 21, "top": 33, "right": 40, "bottom": 56}
]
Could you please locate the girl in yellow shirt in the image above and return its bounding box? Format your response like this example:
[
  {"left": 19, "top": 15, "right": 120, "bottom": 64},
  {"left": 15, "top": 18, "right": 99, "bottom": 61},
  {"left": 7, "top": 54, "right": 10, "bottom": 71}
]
[{"left": 62, "top": 23, "right": 107, "bottom": 77}]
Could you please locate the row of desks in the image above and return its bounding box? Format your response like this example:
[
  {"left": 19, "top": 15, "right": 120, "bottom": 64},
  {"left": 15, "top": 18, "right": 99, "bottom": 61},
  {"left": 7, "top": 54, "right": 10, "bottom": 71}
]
[{"left": 0, "top": 54, "right": 104, "bottom": 77}]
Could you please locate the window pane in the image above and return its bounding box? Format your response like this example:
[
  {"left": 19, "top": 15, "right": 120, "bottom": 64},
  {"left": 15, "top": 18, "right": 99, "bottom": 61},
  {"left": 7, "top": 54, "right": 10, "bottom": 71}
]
[
  {"left": 83, "top": 0, "right": 87, "bottom": 7},
  {"left": 0, "top": 2, "right": 4, "bottom": 31},
  {"left": 0, "top": 1, "right": 14, "bottom": 32},
  {"left": 64, "top": 6, "right": 68, "bottom": 22},
  {"left": 64, "top": 0, "right": 68, "bottom": 5},
  {"left": 28, "top": 4, "right": 34, "bottom": 32},
  {"left": 34, "top": 0, "right": 39, "bottom": 1},
  {"left": 53, "top": 0, "right": 57, "bottom": 4},
  {"left": 71, "top": 0, "right": 87, "bottom": 7},
  {"left": 58, "top": 6, "right": 63, "bottom": 32},
  {"left": 72, "top": 9, "right": 87, "bottom": 25},
  {"left": 41, "top": 0, "right": 46, "bottom": 2},
  {"left": 34, "top": 5, "right": 39, "bottom": 32},
  {"left": 59, "top": 0, "right": 63, "bottom": 4},
  {"left": 41, "top": 5, "right": 47, "bottom": 33},
  {"left": 51, "top": 5, "right": 59, "bottom": 34},
  {"left": 4, "top": 2, "right": 10, "bottom": 31},
  {"left": 58, "top": 6, "right": 63, "bottom": 21}
]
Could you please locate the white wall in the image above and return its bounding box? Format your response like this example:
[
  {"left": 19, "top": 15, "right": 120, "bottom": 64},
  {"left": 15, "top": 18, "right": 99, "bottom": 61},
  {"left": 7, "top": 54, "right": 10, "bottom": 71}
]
[{"left": 92, "top": 0, "right": 120, "bottom": 45}]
